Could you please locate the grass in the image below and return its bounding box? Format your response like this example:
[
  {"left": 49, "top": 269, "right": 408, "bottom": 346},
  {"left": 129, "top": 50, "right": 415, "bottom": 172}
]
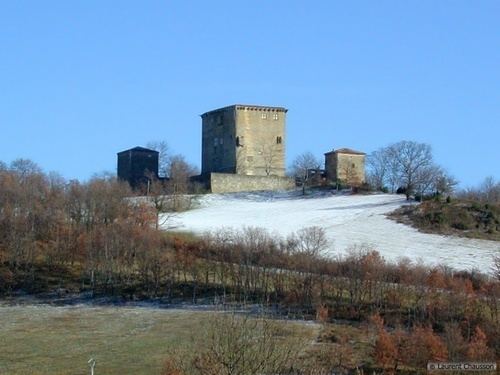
[
  {"left": 0, "top": 304, "right": 320, "bottom": 375},
  {"left": 310, "top": 323, "right": 377, "bottom": 370}
]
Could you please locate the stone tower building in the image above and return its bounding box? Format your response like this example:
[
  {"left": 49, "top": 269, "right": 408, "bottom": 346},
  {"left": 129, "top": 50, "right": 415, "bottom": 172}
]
[
  {"left": 201, "top": 104, "right": 287, "bottom": 177},
  {"left": 117, "top": 146, "right": 159, "bottom": 189},
  {"left": 324, "top": 148, "right": 366, "bottom": 186}
]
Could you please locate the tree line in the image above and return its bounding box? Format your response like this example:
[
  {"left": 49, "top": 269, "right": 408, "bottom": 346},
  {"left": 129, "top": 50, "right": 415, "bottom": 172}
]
[
  {"left": 290, "top": 140, "right": 460, "bottom": 199},
  {"left": 366, "top": 140, "right": 458, "bottom": 199}
]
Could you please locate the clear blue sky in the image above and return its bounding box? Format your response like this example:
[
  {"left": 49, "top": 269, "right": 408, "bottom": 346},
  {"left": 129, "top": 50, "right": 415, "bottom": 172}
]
[{"left": 1, "top": 1, "right": 499, "bottom": 185}]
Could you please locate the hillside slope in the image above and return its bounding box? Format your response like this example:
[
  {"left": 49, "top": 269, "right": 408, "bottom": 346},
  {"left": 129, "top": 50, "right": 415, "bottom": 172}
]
[
  {"left": 390, "top": 199, "right": 500, "bottom": 241},
  {"left": 165, "top": 192, "right": 499, "bottom": 273}
]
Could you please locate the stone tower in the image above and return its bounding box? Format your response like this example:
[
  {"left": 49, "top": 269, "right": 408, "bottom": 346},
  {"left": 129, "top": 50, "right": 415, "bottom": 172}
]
[
  {"left": 201, "top": 104, "right": 287, "bottom": 177},
  {"left": 117, "top": 146, "right": 159, "bottom": 189}
]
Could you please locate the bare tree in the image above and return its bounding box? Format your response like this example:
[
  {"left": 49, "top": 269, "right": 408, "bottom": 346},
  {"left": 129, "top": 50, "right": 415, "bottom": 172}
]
[
  {"left": 386, "top": 141, "right": 434, "bottom": 200},
  {"left": 414, "top": 164, "right": 443, "bottom": 198},
  {"left": 290, "top": 152, "right": 321, "bottom": 195},
  {"left": 145, "top": 155, "right": 198, "bottom": 229},
  {"left": 341, "top": 162, "right": 361, "bottom": 189},
  {"left": 9, "top": 158, "right": 42, "bottom": 181},
  {"left": 167, "top": 154, "right": 197, "bottom": 193},
  {"left": 479, "top": 176, "right": 500, "bottom": 203},
  {"left": 145, "top": 177, "right": 176, "bottom": 229},
  {"left": 434, "top": 169, "right": 458, "bottom": 196},
  {"left": 147, "top": 140, "right": 170, "bottom": 178},
  {"left": 368, "top": 141, "right": 457, "bottom": 199},
  {"left": 165, "top": 154, "right": 198, "bottom": 211},
  {"left": 367, "top": 148, "right": 390, "bottom": 191},
  {"left": 457, "top": 176, "right": 499, "bottom": 203},
  {"left": 167, "top": 313, "right": 303, "bottom": 375},
  {"left": 260, "top": 142, "right": 279, "bottom": 176},
  {"left": 291, "top": 226, "right": 328, "bottom": 258},
  {"left": 91, "top": 170, "right": 117, "bottom": 181}
]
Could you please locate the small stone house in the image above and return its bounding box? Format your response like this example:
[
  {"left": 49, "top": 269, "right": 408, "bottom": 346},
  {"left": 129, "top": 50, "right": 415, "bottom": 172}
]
[{"left": 324, "top": 148, "right": 366, "bottom": 187}]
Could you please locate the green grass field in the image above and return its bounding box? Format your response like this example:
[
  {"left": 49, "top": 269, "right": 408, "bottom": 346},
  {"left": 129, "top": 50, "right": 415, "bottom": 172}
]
[{"left": 0, "top": 304, "right": 319, "bottom": 375}]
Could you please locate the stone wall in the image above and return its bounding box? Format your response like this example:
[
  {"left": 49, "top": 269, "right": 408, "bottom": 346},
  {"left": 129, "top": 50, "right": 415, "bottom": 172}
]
[
  {"left": 210, "top": 173, "right": 295, "bottom": 194},
  {"left": 234, "top": 106, "right": 286, "bottom": 177},
  {"left": 335, "top": 154, "right": 365, "bottom": 185},
  {"left": 201, "top": 106, "right": 237, "bottom": 175}
]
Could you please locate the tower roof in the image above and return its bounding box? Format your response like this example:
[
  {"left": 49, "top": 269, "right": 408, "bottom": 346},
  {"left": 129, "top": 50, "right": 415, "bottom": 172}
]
[
  {"left": 201, "top": 104, "right": 288, "bottom": 117},
  {"left": 117, "top": 146, "right": 159, "bottom": 155},
  {"left": 324, "top": 148, "right": 366, "bottom": 156}
]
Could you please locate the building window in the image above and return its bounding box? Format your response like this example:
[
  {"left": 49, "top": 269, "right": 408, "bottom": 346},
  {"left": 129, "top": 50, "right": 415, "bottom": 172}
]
[
  {"left": 273, "top": 113, "right": 279, "bottom": 120},
  {"left": 276, "top": 136, "right": 282, "bottom": 144},
  {"left": 261, "top": 113, "right": 267, "bottom": 119},
  {"left": 236, "top": 136, "right": 240, "bottom": 147},
  {"left": 214, "top": 138, "right": 218, "bottom": 146},
  {"left": 220, "top": 138, "right": 224, "bottom": 145}
]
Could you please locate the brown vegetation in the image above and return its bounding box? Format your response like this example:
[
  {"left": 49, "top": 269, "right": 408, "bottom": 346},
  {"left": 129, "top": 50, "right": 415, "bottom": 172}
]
[
  {"left": 389, "top": 199, "right": 500, "bottom": 241},
  {"left": 1, "top": 159, "right": 499, "bottom": 373},
  {"left": 162, "top": 313, "right": 304, "bottom": 375}
]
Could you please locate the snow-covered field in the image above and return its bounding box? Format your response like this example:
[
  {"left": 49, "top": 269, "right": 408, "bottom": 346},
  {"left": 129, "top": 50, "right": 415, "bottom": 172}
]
[{"left": 164, "top": 192, "right": 499, "bottom": 273}]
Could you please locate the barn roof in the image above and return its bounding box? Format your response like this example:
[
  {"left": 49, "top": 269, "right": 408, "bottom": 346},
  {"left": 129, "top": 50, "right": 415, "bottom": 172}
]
[{"left": 117, "top": 146, "right": 159, "bottom": 155}]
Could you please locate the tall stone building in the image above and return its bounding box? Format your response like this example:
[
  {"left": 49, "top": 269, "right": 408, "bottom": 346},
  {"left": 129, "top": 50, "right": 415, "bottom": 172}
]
[
  {"left": 117, "top": 146, "right": 159, "bottom": 189},
  {"left": 324, "top": 148, "right": 366, "bottom": 186},
  {"left": 201, "top": 104, "right": 287, "bottom": 178}
]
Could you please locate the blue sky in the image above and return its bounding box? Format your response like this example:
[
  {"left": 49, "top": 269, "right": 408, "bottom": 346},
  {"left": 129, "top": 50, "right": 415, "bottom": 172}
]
[{"left": 1, "top": 1, "right": 499, "bottom": 185}]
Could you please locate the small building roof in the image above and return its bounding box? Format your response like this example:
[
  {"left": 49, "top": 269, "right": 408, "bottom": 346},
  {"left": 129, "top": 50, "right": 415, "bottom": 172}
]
[
  {"left": 324, "top": 148, "right": 366, "bottom": 156},
  {"left": 201, "top": 104, "right": 288, "bottom": 117},
  {"left": 117, "top": 146, "right": 159, "bottom": 155}
]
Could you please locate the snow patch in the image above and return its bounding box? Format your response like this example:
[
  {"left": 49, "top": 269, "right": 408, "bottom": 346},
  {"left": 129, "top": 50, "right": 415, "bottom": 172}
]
[{"left": 162, "top": 192, "right": 499, "bottom": 273}]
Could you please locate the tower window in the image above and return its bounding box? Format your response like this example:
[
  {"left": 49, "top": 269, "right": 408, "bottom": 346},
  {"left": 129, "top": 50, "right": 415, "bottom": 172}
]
[
  {"left": 236, "top": 136, "right": 240, "bottom": 147},
  {"left": 261, "top": 113, "right": 267, "bottom": 119},
  {"left": 276, "top": 136, "right": 282, "bottom": 144},
  {"left": 273, "top": 113, "right": 279, "bottom": 120}
]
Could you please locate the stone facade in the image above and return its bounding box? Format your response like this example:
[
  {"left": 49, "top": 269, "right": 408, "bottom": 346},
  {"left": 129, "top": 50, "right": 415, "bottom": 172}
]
[
  {"left": 210, "top": 173, "right": 294, "bottom": 194},
  {"left": 117, "top": 146, "right": 159, "bottom": 189},
  {"left": 324, "top": 148, "right": 366, "bottom": 186},
  {"left": 201, "top": 105, "right": 287, "bottom": 178}
]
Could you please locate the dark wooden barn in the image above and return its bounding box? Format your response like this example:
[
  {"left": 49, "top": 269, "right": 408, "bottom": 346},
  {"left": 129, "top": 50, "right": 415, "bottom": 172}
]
[{"left": 117, "top": 146, "right": 159, "bottom": 189}]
